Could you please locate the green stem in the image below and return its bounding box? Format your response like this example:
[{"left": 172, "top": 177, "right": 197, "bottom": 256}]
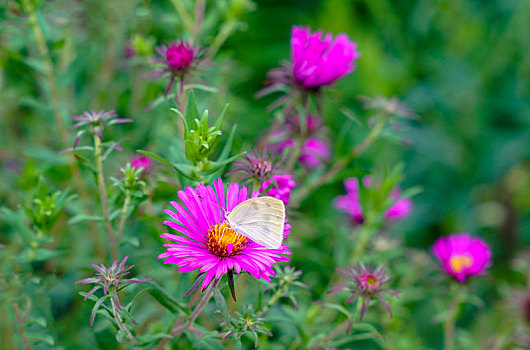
[
  {"left": 93, "top": 134, "right": 116, "bottom": 260},
  {"left": 192, "top": 0, "right": 206, "bottom": 44},
  {"left": 351, "top": 224, "right": 373, "bottom": 264},
  {"left": 257, "top": 282, "right": 287, "bottom": 317},
  {"left": 170, "top": 0, "right": 193, "bottom": 33},
  {"left": 21, "top": 0, "right": 67, "bottom": 144},
  {"left": 110, "top": 291, "right": 136, "bottom": 344},
  {"left": 291, "top": 116, "right": 387, "bottom": 205},
  {"left": 22, "top": 0, "right": 103, "bottom": 258},
  {"left": 153, "top": 279, "right": 219, "bottom": 350},
  {"left": 444, "top": 286, "right": 462, "bottom": 350},
  {"left": 207, "top": 20, "right": 238, "bottom": 59},
  {"left": 12, "top": 302, "right": 30, "bottom": 350},
  {"left": 114, "top": 193, "right": 131, "bottom": 252}
]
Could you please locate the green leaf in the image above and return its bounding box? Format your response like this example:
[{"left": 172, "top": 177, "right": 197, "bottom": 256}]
[
  {"left": 214, "top": 288, "right": 231, "bottom": 326},
  {"left": 91, "top": 295, "right": 111, "bottom": 327},
  {"left": 147, "top": 282, "right": 188, "bottom": 315},
  {"left": 136, "top": 150, "right": 174, "bottom": 169},
  {"left": 136, "top": 333, "right": 172, "bottom": 346},
  {"left": 185, "top": 90, "right": 200, "bottom": 121},
  {"left": 68, "top": 214, "right": 103, "bottom": 225}
]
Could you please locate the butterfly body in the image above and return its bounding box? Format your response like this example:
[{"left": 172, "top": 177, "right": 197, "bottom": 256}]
[{"left": 225, "top": 196, "right": 285, "bottom": 249}]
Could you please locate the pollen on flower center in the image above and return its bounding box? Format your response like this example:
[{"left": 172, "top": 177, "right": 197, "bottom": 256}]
[
  {"left": 360, "top": 273, "right": 380, "bottom": 290},
  {"left": 207, "top": 222, "right": 247, "bottom": 257},
  {"left": 449, "top": 255, "right": 473, "bottom": 273}
]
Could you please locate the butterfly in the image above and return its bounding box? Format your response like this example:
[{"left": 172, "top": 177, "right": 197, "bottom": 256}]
[{"left": 224, "top": 196, "right": 285, "bottom": 249}]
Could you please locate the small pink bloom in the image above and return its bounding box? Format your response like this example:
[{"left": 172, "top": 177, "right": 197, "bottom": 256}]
[
  {"left": 299, "top": 138, "right": 330, "bottom": 169},
  {"left": 262, "top": 174, "right": 296, "bottom": 205},
  {"left": 291, "top": 26, "right": 359, "bottom": 88},
  {"left": 431, "top": 233, "right": 492, "bottom": 282},
  {"left": 334, "top": 176, "right": 412, "bottom": 224},
  {"left": 131, "top": 155, "right": 152, "bottom": 172},
  {"left": 385, "top": 189, "right": 413, "bottom": 220},
  {"left": 333, "top": 178, "right": 364, "bottom": 223}
]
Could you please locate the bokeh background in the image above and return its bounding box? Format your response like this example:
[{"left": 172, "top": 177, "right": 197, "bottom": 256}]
[{"left": 1, "top": 0, "right": 529, "bottom": 348}]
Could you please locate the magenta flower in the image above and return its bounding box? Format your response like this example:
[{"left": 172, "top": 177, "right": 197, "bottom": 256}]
[
  {"left": 147, "top": 41, "right": 201, "bottom": 97},
  {"left": 299, "top": 138, "right": 330, "bottom": 169},
  {"left": 334, "top": 176, "right": 412, "bottom": 224},
  {"left": 432, "top": 233, "right": 492, "bottom": 282},
  {"left": 159, "top": 179, "right": 291, "bottom": 298},
  {"left": 264, "top": 115, "right": 330, "bottom": 170},
  {"left": 329, "top": 263, "right": 399, "bottom": 321},
  {"left": 131, "top": 155, "right": 152, "bottom": 173},
  {"left": 291, "top": 26, "right": 359, "bottom": 88},
  {"left": 261, "top": 174, "right": 296, "bottom": 205}
]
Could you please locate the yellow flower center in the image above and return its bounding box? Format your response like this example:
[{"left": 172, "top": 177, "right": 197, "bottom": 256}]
[
  {"left": 449, "top": 255, "right": 473, "bottom": 273},
  {"left": 207, "top": 222, "right": 247, "bottom": 257},
  {"left": 365, "top": 275, "right": 378, "bottom": 286}
]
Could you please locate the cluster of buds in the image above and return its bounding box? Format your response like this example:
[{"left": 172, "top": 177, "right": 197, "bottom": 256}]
[{"left": 111, "top": 162, "right": 147, "bottom": 198}]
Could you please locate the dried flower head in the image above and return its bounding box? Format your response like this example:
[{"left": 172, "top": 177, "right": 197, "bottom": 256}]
[
  {"left": 229, "top": 151, "right": 280, "bottom": 186},
  {"left": 431, "top": 233, "right": 492, "bottom": 282},
  {"left": 74, "top": 256, "right": 152, "bottom": 303},
  {"left": 329, "top": 263, "right": 399, "bottom": 320},
  {"left": 69, "top": 110, "right": 132, "bottom": 149}
]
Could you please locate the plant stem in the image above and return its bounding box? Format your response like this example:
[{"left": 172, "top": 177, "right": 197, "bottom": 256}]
[
  {"left": 110, "top": 293, "right": 136, "bottom": 345},
  {"left": 192, "top": 0, "right": 206, "bottom": 44},
  {"left": 308, "top": 320, "right": 350, "bottom": 350},
  {"left": 154, "top": 279, "right": 219, "bottom": 350},
  {"left": 444, "top": 286, "right": 461, "bottom": 350},
  {"left": 21, "top": 0, "right": 67, "bottom": 144},
  {"left": 93, "top": 134, "right": 116, "bottom": 260},
  {"left": 291, "top": 116, "right": 387, "bottom": 205},
  {"left": 207, "top": 20, "right": 238, "bottom": 59},
  {"left": 22, "top": 0, "right": 103, "bottom": 258},
  {"left": 114, "top": 193, "right": 131, "bottom": 251},
  {"left": 170, "top": 0, "right": 193, "bottom": 33},
  {"left": 351, "top": 224, "right": 373, "bottom": 264},
  {"left": 13, "top": 302, "right": 30, "bottom": 350},
  {"left": 257, "top": 281, "right": 287, "bottom": 317}
]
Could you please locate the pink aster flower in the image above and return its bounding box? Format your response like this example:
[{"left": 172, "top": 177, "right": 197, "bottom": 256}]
[
  {"left": 159, "top": 179, "right": 291, "bottom": 299},
  {"left": 432, "top": 233, "right": 492, "bottom": 282},
  {"left": 291, "top": 26, "right": 359, "bottom": 88},
  {"left": 334, "top": 176, "right": 413, "bottom": 224},
  {"left": 131, "top": 155, "right": 152, "bottom": 173},
  {"left": 147, "top": 41, "right": 201, "bottom": 97},
  {"left": 299, "top": 138, "right": 330, "bottom": 169},
  {"left": 261, "top": 174, "right": 296, "bottom": 205},
  {"left": 329, "top": 263, "right": 399, "bottom": 321}
]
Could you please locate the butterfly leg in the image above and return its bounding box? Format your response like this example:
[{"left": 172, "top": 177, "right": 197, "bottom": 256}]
[{"left": 218, "top": 223, "right": 228, "bottom": 244}]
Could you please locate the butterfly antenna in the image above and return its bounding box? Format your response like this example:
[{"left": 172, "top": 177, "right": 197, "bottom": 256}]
[
  {"left": 197, "top": 194, "right": 225, "bottom": 217},
  {"left": 218, "top": 225, "right": 227, "bottom": 244}
]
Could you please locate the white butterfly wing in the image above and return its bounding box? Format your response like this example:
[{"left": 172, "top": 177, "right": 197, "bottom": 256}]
[{"left": 227, "top": 196, "right": 285, "bottom": 249}]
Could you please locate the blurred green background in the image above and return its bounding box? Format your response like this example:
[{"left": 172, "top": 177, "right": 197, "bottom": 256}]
[{"left": 1, "top": 0, "right": 529, "bottom": 348}]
